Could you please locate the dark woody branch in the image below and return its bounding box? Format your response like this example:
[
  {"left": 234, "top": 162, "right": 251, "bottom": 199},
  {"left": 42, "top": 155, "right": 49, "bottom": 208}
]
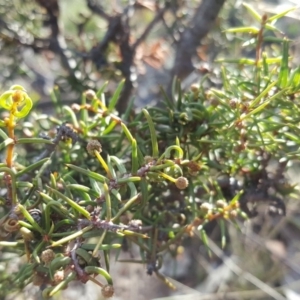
[
  {"left": 86, "top": 2, "right": 169, "bottom": 113},
  {"left": 86, "top": 0, "right": 111, "bottom": 22},
  {"left": 171, "top": 0, "right": 227, "bottom": 80},
  {"left": 35, "top": 0, "right": 77, "bottom": 78}
]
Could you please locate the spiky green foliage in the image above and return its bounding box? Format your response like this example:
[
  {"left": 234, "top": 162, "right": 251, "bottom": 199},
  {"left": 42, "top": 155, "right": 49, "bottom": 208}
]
[{"left": 0, "top": 4, "right": 299, "bottom": 299}]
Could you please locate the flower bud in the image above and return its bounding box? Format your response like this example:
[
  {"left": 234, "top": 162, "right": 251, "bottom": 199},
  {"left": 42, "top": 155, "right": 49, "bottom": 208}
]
[
  {"left": 53, "top": 270, "right": 65, "bottom": 284},
  {"left": 190, "top": 83, "right": 199, "bottom": 93},
  {"left": 229, "top": 98, "right": 238, "bottom": 109},
  {"left": 200, "top": 202, "right": 212, "bottom": 213},
  {"left": 86, "top": 140, "right": 102, "bottom": 156},
  {"left": 85, "top": 89, "right": 97, "bottom": 101},
  {"left": 229, "top": 210, "right": 238, "bottom": 219},
  {"left": 102, "top": 285, "right": 114, "bottom": 298},
  {"left": 216, "top": 199, "right": 227, "bottom": 208},
  {"left": 71, "top": 103, "right": 81, "bottom": 112},
  {"left": 41, "top": 249, "right": 55, "bottom": 264},
  {"left": 175, "top": 177, "right": 189, "bottom": 189},
  {"left": 187, "top": 161, "right": 201, "bottom": 173},
  {"left": 129, "top": 219, "right": 142, "bottom": 228}
]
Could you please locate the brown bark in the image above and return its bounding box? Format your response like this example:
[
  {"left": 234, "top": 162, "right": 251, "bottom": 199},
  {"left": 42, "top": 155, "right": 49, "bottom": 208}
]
[{"left": 172, "top": 0, "right": 226, "bottom": 80}]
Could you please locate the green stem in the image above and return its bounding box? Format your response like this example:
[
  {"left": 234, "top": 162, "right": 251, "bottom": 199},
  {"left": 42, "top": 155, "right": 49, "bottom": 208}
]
[{"left": 143, "top": 109, "right": 159, "bottom": 158}]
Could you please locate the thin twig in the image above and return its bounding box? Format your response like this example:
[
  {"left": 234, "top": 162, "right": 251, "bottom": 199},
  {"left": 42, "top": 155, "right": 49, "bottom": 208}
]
[
  {"left": 132, "top": 5, "right": 168, "bottom": 51},
  {"left": 86, "top": 0, "right": 111, "bottom": 21}
]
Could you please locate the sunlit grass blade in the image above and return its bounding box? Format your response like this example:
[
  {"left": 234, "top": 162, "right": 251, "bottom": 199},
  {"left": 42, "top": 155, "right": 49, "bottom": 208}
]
[
  {"left": 200, "top": 229, "right": 212, "bottom": 257},
  {"left": 108, "top": 79, "right": 125, "bottom": 111},
  {"left": 242, "top": 3, "right": 262, "bottom": 22},
  {"left": 242, "top": 88, "right": 287, "bottom": 120},
  {"left": 278, "top": 39, "right": 290, "bottom": 88},
  {"left": 224, "top": 26, "right": 259, "bottom": 34},
  {"left": 50, "top": 225, "right": 93, "bottom": 247},
  {"left": 16, "top": 158, "right": 50, "bottom": 177},
  {"left": 249, "top": 80, "right": 278, "bottom": 108},
  {"left": 142, "top": 109, "right": 159, "bottom": 158},
  {"left": 289, "top": 67, "right": 300, "bottom": 90},
  {"left": 159, "top": 86, "right": 173, "bottom": 109},
  {"left": 46, "top": 186, "right": 91, "bottom": 219},
  {"left": 96, "top": 81, "right": 109, "bottom": 98},
  {"left": 267, "top": 7, "right": 297, "bottom": 23},
  {"left": 81, "top": 243, "right": 121, "bottom": 251},
  {"left": 66, "top": 164, "right": 109, "bottom": 183},
  {"left": 0, "top": 138, "right": 14, "bottom": 151},
  {"left": 131, "top": 138, "right": 138, "bottom": 174},
  {"left": 219, "top": 219, "right": 226, "bottom": 249}
]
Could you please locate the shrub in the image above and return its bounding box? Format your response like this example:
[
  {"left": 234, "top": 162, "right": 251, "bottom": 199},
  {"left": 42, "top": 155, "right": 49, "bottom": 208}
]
[{"left": 0, "top": 4, "right": 299, "bottom": 299}]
